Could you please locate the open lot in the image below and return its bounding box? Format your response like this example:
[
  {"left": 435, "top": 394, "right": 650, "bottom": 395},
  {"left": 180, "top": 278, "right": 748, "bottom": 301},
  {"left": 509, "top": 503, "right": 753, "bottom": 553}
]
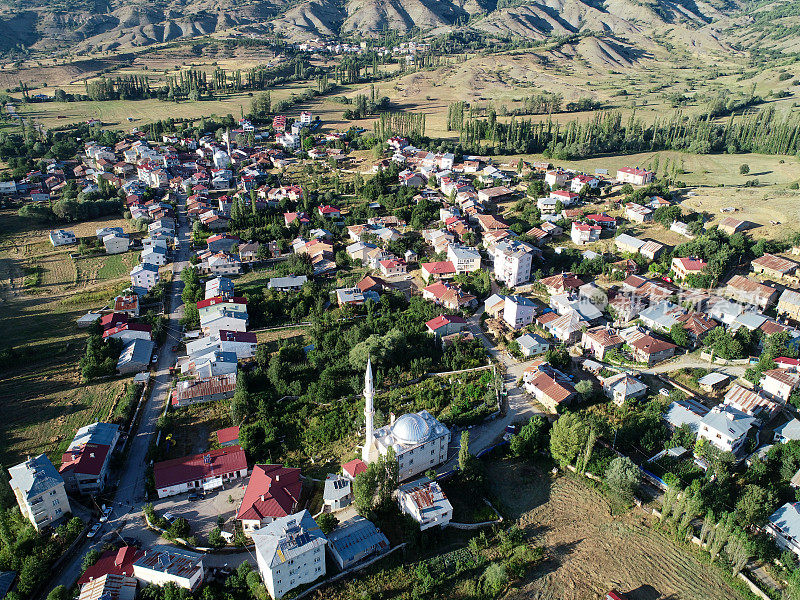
[
  {"left": 150, "top": 481, "right": 247, "bottom": 540},
  {"left": 488, "top": 460, "right": 744, "bottom": 600}
]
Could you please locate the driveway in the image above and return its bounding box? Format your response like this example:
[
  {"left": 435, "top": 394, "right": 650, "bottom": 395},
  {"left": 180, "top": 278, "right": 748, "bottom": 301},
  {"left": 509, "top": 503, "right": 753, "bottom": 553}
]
[{"left": 149, "top": 483, "right": 247, "bottom": 539}]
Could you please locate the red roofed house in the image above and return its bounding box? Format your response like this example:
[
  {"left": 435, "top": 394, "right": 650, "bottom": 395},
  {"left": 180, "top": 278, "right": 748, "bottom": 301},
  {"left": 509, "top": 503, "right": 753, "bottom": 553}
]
[
  {"left": 237, "top": 464, "right": 302, "bottom": 536},
  {"left": 100, "top": 312, "right": 128, "bottom": 330},
  {"left": 342, "top": 459, "right": 368, "bottom": 480},
  {"left": 584, "top": 213, "right": 616, "bottom": 230},
  {"left": 154, "top": 445, "right": 248, "bottom": 498},
  {"left": 379, "top": 259, "right": 407, "bottom": 277},
  {"left": 671, "top": 257, "right": 707, "bottom": 281},
  {"left": 571, "top": 222, "right": 601, "bottom": 245},
  {"left": 318, "top": 205, "right": 341, "bottom": 218},
  {"left": 102, "top": 322, "right": 152, "bottom": 342},
  {"left": 629, "top": 334, "right": 677, "bottom": 366},
  {"left": 422, "top": 281, "right": 476, "bottom": 311},
  {"left": 421, "top": 261, "right": 456, "bottom": 283},
  {"left": 284, "top": 211, "right": 311, "bottom": 227},
  {"left": 426, "top": 315, "right": 468, "bottom": 337},
  {"left": 215, "top": 426, "right": 240, "bottom": 447},
  {"left": 78, "top": 546, "right": 144, "bottom": 585},
  {"left": 617, "top": 167, "right": 654, "bottom": 186},
  {"left": 113, "top": 295, "right": 139, "bottom": 317}
]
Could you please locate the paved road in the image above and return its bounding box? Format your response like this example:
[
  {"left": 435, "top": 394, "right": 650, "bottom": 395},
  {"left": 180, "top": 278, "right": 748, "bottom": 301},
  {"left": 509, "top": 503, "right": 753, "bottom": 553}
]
[
  {"left": 642, "top": 353, "right": 747, "bottom": 377},
  {"left": 47, "top": 195, "right": 192, "bottom": 595}
]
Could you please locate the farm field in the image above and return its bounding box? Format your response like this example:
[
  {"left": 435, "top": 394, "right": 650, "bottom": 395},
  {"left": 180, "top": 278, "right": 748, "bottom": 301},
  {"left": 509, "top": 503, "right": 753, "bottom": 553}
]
[{"left": 489, "top": 460, "right": 745, "bottom": 600}]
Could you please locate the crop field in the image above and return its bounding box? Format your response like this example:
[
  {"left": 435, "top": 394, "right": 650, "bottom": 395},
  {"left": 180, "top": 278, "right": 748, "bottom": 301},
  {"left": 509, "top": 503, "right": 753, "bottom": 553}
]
[{"left": 488, "top": 460, "right": 745, "bottom": 600}]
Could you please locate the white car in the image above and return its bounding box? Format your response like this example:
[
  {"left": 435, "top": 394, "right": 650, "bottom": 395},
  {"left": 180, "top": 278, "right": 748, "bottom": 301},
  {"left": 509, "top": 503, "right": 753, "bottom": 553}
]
[
  {"left": 100, "top": 505, "right": 113, "bottom": 522},
  {"left": 87, "top": 522, "right": 102, "bottom": 538}
]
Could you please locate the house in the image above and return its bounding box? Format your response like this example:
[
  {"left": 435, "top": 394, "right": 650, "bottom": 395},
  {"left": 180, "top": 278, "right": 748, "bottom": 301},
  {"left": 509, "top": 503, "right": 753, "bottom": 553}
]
[
  {"left": 205, "top": 253, "right": 242, "bottom": 276},
  {"left": 697, "top": 405, "right": 755, "bottom": 455},
  {"left": 326, "top": 517, "right": 389, "bottom": 570},
  {"left": 174, "top": 373, "right": 238, "bottom": 407},
  {"left": 761, "top": 369, "right": 800, "bottom": 403},
  {"left": 545, "top": 311, "right": 586, "bottom": 344},
  {"left": 628, "top": 333, "right": 677, "bottom": 366},
  {"left": 153, "top": 445, "right": 247, "bottom": 498},
  {"left": 503, "top": 295, "right": 536, "bottom": 329},
  {"left": 477, "top": 186, "right": 514, "bottom": 204},
  {"left": 663, "top": 398, "right": 709, "bottom": 433},
  {"left": 336, "top": 288, "right": 369, "bottom": 306},
  {"left": 751, "top": 253, "right": 798, "bottom": 282},
  {"left": 341, "top": 459, "right": 368, "bottom": 481},
  {"left": 322, "top": 474, "right": 352, "bottom": 511},
  {"left": 426, "top": 315, "right": 468, "bottom": 338},
  {"left": 484, "top": 293, "right": 506, "bottom": 318},
  {"left": 638, "top": 301, "right": 685, "bottom": 332},
  {"left": 523, "top": 362, "right": 577, "bottom": 412},
  {"left": 603, "top": 373, "right": 647, "bottom": 406},
  {"left": 697, "top": 372, "right": 730, "bottom": 393},
  {"left": 318, "top": 205, "right": 341, "bottom": 219},
  {"left": 101, "top": 312, "right": 128, "bottom": 330},
  {"left": 132, "top": 546, "right": 204, "bottom": 590},
  {"left": 78, "top": 546, "right": 144, "bottom": 585},
  {"left": 421, "top": 261, "right": 456, "bottom": 282},
  {"left": 550, "top": 190, "right": 579, "bottom": 206},
  {"left": 544, "top": 169, "right": 570, "bottom": 188},
  {"left": 199, "top": 309, "right": 247, "bottom": 336},
  {"left": 674, "top": 312, "right": 718, "bottom": 345},
  {"left": 540, "top": 272, "right": 584, "bottom": 296},
  {"left": 779, "top": 289, "right": 800, "bottom": 322},
  {"left": 490, "top": 240, "right": 536, "bottom": 287},
  {"left": 625, "top": 203, "right": 653, "bottom": 223},
  {"left": 397, "top": 477, "right": 453, "bottom": 531},
  {"left": 766, "top": 502, "right": 800, "bottom": 558},
  {"left": 59, "top": 422, "right": 120, "bottom": 495},
  {"left": 571, "top": 222, "right": 601, "bottom": 245},
  {"left": 268, "top": 275, "right": 308, "bottom": 291},
  {"left": 616, "top": 167, "right": 654, "bottom": 185},
  {"left": 215, "top": 426, "right": 240, "bottom": 447},
  {"left": 718, "top": 216, "right": 752, "bottom": 236},
  {"left": 113, "top": 295, "right": 140, "bottom": 317},
  {"left": 103, "top": 322, "right": 153, "bottom": 343},
  {"left": 239, "top": 241, "right": 261, "bottom": 263},
  {"left": 197, "top": 296, "right": 248, "bottom": 321},
  {"left": 252, "top": 510, "right": 326, "bottom": 600},
  {"left": 571, "top": 174, "right": 598, "bottom": 193},
  {"left": 582, "top": 327, "right": 623, "bottom": 360},
  {"left": 475, "top": 214, "right": 509, "bottom": 233},
  {"left": 670, "top": 221, "right": 694, "bottom": 239},
  {"left": 185, "top": 330, "right": 257, "bottom": 360},
  {"left": 78, "top": 573, "right": 136, "bottom": 600},
  {"left": 49, "top": 229, "right": 77, "bottom": 247},
  {"left": 130, "top": 263, "right": 160, "bottom": 291},
  {"left": 181, "top": 350, "right": 238, "bottom": 379},
  {"left": 671, "top": 257, "right": 707, "bottom": 280},
  {"left": 207, "top": 234, "right": 241, "bottom": 253},
  {"left": 8, "top": 454, "right": 71, "bottom": 531},
  {"left": 206, "top": 276, "right": 235, "bottom": 299},
  {"left": 378, "top": 259, "right": 407, "bottom": 277},
  {"left": 117, "top": 338, "right": 155, "bottom": 374},
  {"left": 446, "top": 244, "right": 481, "bottom": 273},
  {"left": 423, "top": 281, "right": 476, "bottom": 311},
  {"left": 725, "top": 275, "right": 779, "bottom": 310},
  {"left": 516, "top": 333, "right": 550, "bottom": 357},
  {"left": 775, "top": 419, "right": 800, "bottom": 444},
  {"left": 237, "top": 464, "right": 302, "bottom": 536},
  {"left": 550, "top": 294, "right": 603, "bottom": 323},
  {"left": 640, "top": 240, "right": 666, "bottom": 260},
  {"left": 103, "top": 234, "right": 129, "bottom": 254},
  {"left": 141, "top": 245, "right": 168, "bottom": 266},
  {"left": 724, "top": 384, "right": 780, "bottom": 420}
]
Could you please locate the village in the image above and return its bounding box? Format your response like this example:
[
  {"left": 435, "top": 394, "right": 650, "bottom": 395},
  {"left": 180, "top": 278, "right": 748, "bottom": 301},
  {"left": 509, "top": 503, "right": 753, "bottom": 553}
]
[{"left": 4, "top": 103, "right": 800, "bottom": 600}]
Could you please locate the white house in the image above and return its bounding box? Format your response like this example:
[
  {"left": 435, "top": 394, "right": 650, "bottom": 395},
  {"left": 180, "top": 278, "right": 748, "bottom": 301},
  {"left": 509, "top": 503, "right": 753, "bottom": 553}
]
[
  {"left": 322, "top": 474, "right": 352, "bottom": 511},
  {"left": 544, "top": 170, "right": 570, "bottom": 189},
  {"left": 766, "top": 502, "right": 800, "bottom": 559},
  {"left": 153, "top": 446, "right": 247, "bottom": 498},
  {"left": 326, "top": 517, "right": 389, "bottom": 570},
  {"left": 130, "top": 263, "right": 160, "bottom": 291},
  {"left": 503, "top": 295, "right": 536, "bottom": 330},
  {"left": 141, "top": 246, "right": 168, "bottom": 266},
  {"left": 49, "top": 229, "right": 76, "bottom": 247},
  {"left": 397, "top": 477, "right": 453, "bottom": 531},
  {"left": 103, "top": 233, "right": 129, "bottom": 255},
  {"left": 252, "top": 510, "right": 326, "bottom": 599},
  {"left": 571, "top": 222, "right": 601, "bottom": 245},
  {"left": 490, "top": 240, "right": 536, "bottom": 288},
  {"left": 516, "top": 333, "right": 550, "bottom": 357},
  {"left": 761, "top": 369, "right": 800, "bottom": 403},
  {"left": 200, "top": 311, "right": 248, "bottom": 336},
  {"left": 446, "top": 244, "right": 481, "bottom": 273},
  {"left": 617, "top": 167, "right": 654, "bottom": 186},
  {"left": 697, "top": 405, "right": 756, "bottom": 455},
  {"left": 603, "top": 374, "right": 648, "bottom": 406},
  {"left": 132, "top": 546, "right": 204, "bottom": 590},
  {"left": 9, "top": 454, "right": 71, "bottom": 531}
]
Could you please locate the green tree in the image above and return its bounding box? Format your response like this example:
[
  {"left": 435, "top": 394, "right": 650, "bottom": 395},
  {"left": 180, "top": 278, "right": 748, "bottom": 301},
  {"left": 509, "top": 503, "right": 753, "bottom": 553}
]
[
  {"left": 480, "top": 563, "right": 509, "bottom": 596},
  {"left": 670, "top": 323, "right": 690, "bottom": 348},
  {"left": 509, "top": 416, "right": 548, "bottom": 459},
  {"left": 574, "top": 379, "right": 594, "bottom": 400},
  {"left": 735, "top": 484, "right": 775, "bottom": 528},
  {"left": 46, "top": 586, "right": 70, "bottom": 600},
  {"left": 604, "top": 456, "right": 641, "bottom": 502},
  {"left": 81, "top": 549, "right": 102, "bottom": 573},
  {"left": 317, "top": 512, "right": 339, "bottom": 535},
  {"left": 208, "top": 527, "right": 226, "bottom": 548},
  {"left": 550, "top": 413, "right": 589, "bottom": 466},
  {"left": 739, "top": 164, "right": 750, "bottom": 175},
  {"left": 459, "top": 430, "right": 471, "bottom": 472}
]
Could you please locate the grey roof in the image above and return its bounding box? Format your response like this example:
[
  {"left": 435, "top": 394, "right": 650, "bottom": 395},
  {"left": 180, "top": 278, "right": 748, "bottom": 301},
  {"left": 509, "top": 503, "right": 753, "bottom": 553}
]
[
  {"left": 131, "top": 263, "right": 159, "bottom": 274},
  {"left": 268, "top": 275, "right": 308, "bottom": 289},
  {"left": 448, "top": 244, "right": 480, "bottom": 260},
  {"left": 8, "top": 454, "right": 63, "bottom": 500},
  {"left": 0, "top": 571, "right": 16, "bottom": 598},
  {"left": 775, "top": 419, "right": 800, "bottom": 442},
  {"left": 117, "top": 339, "right": 155, "bottom": 370},
  {"left": 506, "top": 294, "right": 535, "bottom": 307},
  {"left": 323, "top": 474, "right": 351, "bottom": 502},
  {"left": 484, "top": 293, "right": 505, "bottom": 309},
  {"left": 326, "top": 517, "right": 389, "bottom": 566},
  {"left": 69, "top": 422, "right": 120, "bottom": 450},
  {"left": 663, "top": 400, "right": 708, "bottom": 433},
  {"left": 697, "top": 372, "right": 730, "bottom": 387},
  {"left": 252, "top": 510, "right": 327, "bottom": 569},
  {"left": 732, "top": 311, "right": 767, "bottom": 331},
  {"left": 615, "top": 233, "right": 645, "bottom": 250},
  {"left": 701, "top": 405, "right": 756, "bottom": 439},
  {"left": 769, "top": 502, "right": 800, "bottom": 540},
  {"left": 780, "top": 289, "right": 800, "bottom": 308},
  {"left": 517, "top": 333, "right": 550, "bottom": 351}
]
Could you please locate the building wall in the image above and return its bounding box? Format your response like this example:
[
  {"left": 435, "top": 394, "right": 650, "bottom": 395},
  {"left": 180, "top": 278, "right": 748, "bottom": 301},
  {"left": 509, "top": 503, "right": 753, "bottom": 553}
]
[
  {"left": 156, "top": 468, "right": 247, "bottom": 499},
  {"left": 14, "top": 482, "right": 70, "bottom": 531},
  {"left": 133, "top": 561, "right": 203, "bottom": 590},
  {"left": 260, "top": 544, "right": 325, "bottom": 599},
  {"left": 390, "top": 434, "right": 450, "bottom": 481}
]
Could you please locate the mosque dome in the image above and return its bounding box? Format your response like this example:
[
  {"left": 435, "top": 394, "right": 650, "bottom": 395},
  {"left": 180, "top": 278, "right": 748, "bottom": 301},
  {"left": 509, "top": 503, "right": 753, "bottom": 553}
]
[{"left": 391, "top": 413, "right": 430, "bottom": 445}]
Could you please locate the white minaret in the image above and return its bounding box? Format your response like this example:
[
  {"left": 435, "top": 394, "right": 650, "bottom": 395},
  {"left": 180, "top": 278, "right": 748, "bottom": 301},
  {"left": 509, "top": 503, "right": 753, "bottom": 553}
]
[{"left": 362, "top": 357, "right": 375, "bottom": 462}]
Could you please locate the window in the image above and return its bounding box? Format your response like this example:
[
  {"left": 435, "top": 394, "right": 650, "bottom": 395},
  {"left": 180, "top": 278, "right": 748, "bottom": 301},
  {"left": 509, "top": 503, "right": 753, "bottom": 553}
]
[
  {"left": 52, "top": 499, "right": 59, "bottom": 506},
  {"left": 54, "top": 508, "right": 62, "bottom": 515}
]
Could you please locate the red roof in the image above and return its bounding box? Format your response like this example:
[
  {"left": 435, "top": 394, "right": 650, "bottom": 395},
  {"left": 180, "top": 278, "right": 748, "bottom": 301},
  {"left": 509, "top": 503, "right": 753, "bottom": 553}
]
[
  {"left": 573, "top": 224, "right": 601, "bottom": 232},
  {"left": 100, "top": 312, "right": 128, "bottom": 329},
  {"left": 218, "top": 330, "right": 257, "bottom": 343},
  {"left": 342, "top": 459, "right": 368, "bottom": 478},
  {"left": 585, "top": 213, "right": 615, "bottom": 223},
  {"left": 552, "top": 191, "right": 578, "bottom": 199},
  {"left": 422, "top": 261, "right": 456, "bottom": 275},
  {"left": 318, "top": 205, "right": 340, "bottom": 215},
  {"left": 426, "top": 315, "right": 467, "bottom": 331},
  {"left": 207, "top": 234, "right": 240, "bottom": 243},
  {"left": 60, "top": 443, "right": 110, "bottom": 476},
  {"left": 237, "top": 464, "right": 302, "bottom": 522},
  {"left": 673, "top": 257, "right": 707, "bottom": 272},
  {"left": 606, "top": 592, "right": 629, "bottom": 600},
  {"left": 77, "top": 546, "right": 144, "bottom": 585},
  {"left": 215, "top": 426, "right": 240, "bottom": 445},
  {"left": 196, "top": 296, "right": 248, "bottom": 309},
  {"left": 154, "top": 446, "right": 247, "bottom": 490},
  {"left": 618, "top": 167, "right": 652, "bottom": 177},
  {"left": 102, "top": 322, "right": 152, "bottom": 339}
]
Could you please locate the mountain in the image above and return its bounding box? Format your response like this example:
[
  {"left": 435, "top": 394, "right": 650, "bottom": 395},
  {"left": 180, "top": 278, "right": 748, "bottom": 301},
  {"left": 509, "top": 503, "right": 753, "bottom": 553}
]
[{"left": 0, "top": 0, "right": 756, "bottom": 55}]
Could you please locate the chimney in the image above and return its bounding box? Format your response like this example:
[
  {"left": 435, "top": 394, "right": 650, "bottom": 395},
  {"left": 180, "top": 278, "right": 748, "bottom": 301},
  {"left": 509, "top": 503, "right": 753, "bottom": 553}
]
[
  {"left": 89, "top": 453, "right": 95, "bottom": 458},
  {"left": 390, "top": 413, "right": 396, "bottom": 425},
  {"left": 275, "top": 474, "right": 280, "bottom": 482},
  {"left": 260, "top": 494, "right": 265, "bottom": 502}
]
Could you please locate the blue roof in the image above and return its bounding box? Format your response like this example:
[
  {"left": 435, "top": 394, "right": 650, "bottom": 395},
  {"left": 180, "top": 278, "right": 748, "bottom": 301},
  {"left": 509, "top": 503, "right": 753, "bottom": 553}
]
[
  {"left": 769, "top": 502, "right": 800, "bottom": 539},
  {"left": 326, "top": 517, "right": 389, "bottom": 565},
  {"left": 0, "top": 571, "right": 16, "bottom": 598},
  {"left": 70, "top": 422, "right": 120, "bottom": 449}
]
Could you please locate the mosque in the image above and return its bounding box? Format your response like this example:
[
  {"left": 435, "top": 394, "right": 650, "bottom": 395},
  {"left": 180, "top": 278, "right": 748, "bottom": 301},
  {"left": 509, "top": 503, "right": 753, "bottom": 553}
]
[{"left": 361, "top": 358, "right": 451, "bottom": 481}]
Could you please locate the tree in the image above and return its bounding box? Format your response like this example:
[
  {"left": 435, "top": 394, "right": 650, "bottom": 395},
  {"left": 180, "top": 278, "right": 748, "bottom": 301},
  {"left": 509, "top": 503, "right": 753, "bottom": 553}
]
[
  {"left": 480, "top": 563, "right": 508, "bottom": 597},
  {"left": 604, "top": 456, "right": 641, "bottom": 502},
  {"left": 574, "top": 379, "right": 594, "bottom": 400},
  {"left": 317, "top": 512, "right": 339, "bottom": 535},
  {"left": 670, "top": 323, "right": 690, "bottom": 348},
  {"left": 735, "top": 484, "right": 775, "bottom": 528},
  {"left": 46, "top": 586, "right": 70, "bottom": 600},
  {"left": 549, "top": 413, "right": 589, "bottom": 466},
  {"left": 208, "top": 527, "right": 227, "bottom": 548},
  {"left": 81, "top": 549, "right": 102, "bottom": 573},
  {"left": 170, "top": 517, "right": 190, "bottom": 538},
  {"left": 459, "top": 430, "right": 471, "bottom": 472},
  {"left": 509, "top": 416, "right": 548, "bottom": 459},
  {"left": 739, "top": 163, "right": 750, "bottom": 175}
]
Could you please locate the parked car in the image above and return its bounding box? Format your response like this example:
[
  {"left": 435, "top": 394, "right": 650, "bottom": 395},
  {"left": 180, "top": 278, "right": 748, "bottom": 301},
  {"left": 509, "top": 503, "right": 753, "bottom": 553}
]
[
  {"left": 151, "top": 354, "right": 158, "bottom": 363},
  {"left": 659, "top": 388, "right": 670, "bottom": 397},
  {"left": 87, "top": 523, "right": 102, "bottom": 538},
  {"left": 187, "top": 491, "right": 199, "bottom": 501},
  {"left": 99, "top": 505, "right": 113, "bottom": 522},
  {"left": 162, "top": 511, "right": 176, "bottom": 524}
]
